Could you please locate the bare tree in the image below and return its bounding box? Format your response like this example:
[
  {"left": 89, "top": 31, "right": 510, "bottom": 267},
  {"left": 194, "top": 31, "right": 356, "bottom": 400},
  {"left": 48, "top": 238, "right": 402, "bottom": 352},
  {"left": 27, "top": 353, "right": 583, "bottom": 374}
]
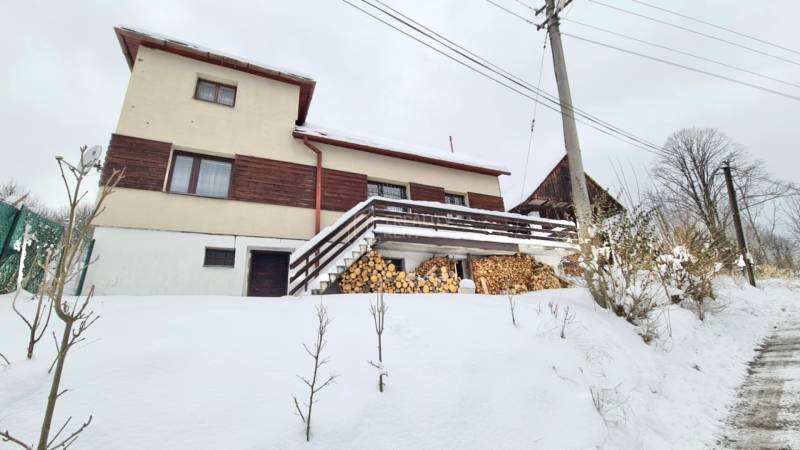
[
  {"left": 12, "top": 251, "right": 55, "bottom": 359},
  {"left": 1, "top": 180, "right": 29, "bottom": 207},
  {"left": 786, "top": 195, "right": 800, "bottom": 243},
  {"left": 651, "top": 128, "right": 745, "bottom": 261},
  {"left": 293, "top": 303, "right": 337, "bottom": 442},
  {"left": 367, "top": 292, "right": 389, "bottom": 392},
  {"left": 1, "top": 146, "right": 122, "bottom": 450}
]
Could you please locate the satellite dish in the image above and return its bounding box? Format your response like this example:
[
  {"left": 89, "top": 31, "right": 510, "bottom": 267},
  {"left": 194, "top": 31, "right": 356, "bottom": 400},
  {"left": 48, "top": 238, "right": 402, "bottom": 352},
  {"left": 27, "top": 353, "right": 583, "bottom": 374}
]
[{"left": 80, "top": 145, "right": 103, "bottom": 173}]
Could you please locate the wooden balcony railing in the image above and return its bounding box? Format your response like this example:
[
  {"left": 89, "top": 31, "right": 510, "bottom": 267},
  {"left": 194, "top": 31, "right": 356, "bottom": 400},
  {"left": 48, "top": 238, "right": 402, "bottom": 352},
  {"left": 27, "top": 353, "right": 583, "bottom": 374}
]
[{"left": 288, "top": 197, "right": 577, "bottom": 295}]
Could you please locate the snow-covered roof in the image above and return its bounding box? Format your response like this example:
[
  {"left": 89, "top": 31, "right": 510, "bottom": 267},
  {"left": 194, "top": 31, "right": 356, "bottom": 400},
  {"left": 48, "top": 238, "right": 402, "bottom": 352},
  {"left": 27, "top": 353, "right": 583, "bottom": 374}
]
[
  {"left": 116, "top": 25, "right": 314, "bottom": 81},
  {"left": 114, "top": 26, "right": 316, "bottom": 123},
  {"left": 294, "top": 124, "right": 512, "bottom": 176}
]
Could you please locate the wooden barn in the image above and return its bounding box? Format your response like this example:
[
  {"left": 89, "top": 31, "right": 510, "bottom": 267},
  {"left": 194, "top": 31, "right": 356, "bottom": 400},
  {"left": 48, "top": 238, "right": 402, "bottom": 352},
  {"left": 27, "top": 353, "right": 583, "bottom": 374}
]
[{"left": 510, "top": 156, "right": 624, "bottom": 220}]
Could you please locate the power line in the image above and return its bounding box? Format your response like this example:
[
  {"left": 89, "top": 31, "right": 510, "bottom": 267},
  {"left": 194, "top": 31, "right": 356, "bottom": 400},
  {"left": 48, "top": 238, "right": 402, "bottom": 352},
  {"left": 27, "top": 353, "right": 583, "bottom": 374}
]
[
  {"left": 628, "top": 0, "right": 800, "bottom": 56},
  {"left": 588, "top": 0, "right": 800, "bottom": 67},
  {"left": 482, "top": 0, "right": 800, "bottom": 100},
  {"left": 520, "top": 34, "right": 549, "bottom": 204},
  {"left": 372, "top": 0, "right": 666, "bottom": 153},
  {"left": 483, "top": 0, "right": 538, "bottom": 25},
  {"left": 564, "top": 18, "right": 800, "bottom": 89},
  {"left": 346, "top": 0, "right": 667, "bottom": 155},
  {"left": 562, "top": 32, "right": 800, "bottom": 102},
  {"left": 511, "top": 0, "right": 543, "bottom": 15}
]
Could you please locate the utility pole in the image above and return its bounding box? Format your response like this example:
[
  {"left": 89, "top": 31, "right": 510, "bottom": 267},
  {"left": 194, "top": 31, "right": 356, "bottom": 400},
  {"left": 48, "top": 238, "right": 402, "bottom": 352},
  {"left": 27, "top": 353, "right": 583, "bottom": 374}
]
[
  {"left": 722, "top": 160, "right": 756, "bottom": 287},
  {"left": 540, "top": 0, "right": 604, "bottom": 307}
]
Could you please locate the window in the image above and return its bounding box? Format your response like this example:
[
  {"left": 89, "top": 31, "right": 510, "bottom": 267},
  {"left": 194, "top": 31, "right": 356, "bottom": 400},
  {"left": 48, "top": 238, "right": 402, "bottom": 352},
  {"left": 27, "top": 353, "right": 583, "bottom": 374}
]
[
  {"left": 367, "top": 181, "right": 407, "bottom": 200},
  {"left": 168, "top": 152, "right": 232, "bottom": 198},
  {"left": 445, "top": 193, "right": 467, "bottom": 219},
  {"left": 194, "top": 79, "right": 237, "bottom": 106},
  {"left": 204, "top": 248, "right": 235, "bottom": 267},
  {"left": 445, "top": 193, "right": 466, "bottom": 206}
]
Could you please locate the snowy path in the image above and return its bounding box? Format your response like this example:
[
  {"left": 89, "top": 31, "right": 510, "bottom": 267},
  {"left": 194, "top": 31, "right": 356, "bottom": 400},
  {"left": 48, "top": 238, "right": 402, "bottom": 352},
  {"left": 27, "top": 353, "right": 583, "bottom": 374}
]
[{"left": 715, "top": 320, "right": 800, "bottom": 449}]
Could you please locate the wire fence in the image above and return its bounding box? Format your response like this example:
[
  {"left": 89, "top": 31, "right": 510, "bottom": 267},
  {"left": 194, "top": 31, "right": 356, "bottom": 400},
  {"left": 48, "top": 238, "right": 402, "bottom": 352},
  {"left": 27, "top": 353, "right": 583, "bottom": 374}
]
[{"left": 0, "top": 201, "right": 63, "bottom": 294}]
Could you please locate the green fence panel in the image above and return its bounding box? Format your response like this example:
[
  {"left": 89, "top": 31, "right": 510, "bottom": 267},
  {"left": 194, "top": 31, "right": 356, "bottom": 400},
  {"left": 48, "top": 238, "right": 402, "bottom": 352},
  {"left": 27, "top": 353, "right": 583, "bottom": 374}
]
[{"left": 0, "top": 202, "right": 64, "bottom": 294}]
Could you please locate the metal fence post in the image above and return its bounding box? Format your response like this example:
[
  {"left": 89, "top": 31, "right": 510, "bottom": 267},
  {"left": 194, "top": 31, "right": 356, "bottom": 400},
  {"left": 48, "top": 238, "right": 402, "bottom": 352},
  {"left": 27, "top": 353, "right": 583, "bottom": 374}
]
[{"left": 75, "top": 238, "right": 96, "bottom": 295}]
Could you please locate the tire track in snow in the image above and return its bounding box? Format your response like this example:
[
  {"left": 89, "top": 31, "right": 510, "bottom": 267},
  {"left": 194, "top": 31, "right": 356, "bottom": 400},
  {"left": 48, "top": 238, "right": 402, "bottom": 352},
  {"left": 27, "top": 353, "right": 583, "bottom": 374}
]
[{"left": 715, "top": 322, "right": 800, "bottom": 449}]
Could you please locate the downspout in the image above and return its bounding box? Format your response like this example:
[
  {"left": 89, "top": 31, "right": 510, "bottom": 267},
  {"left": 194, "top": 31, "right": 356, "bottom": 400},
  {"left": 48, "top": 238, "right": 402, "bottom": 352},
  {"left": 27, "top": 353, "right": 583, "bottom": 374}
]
[{"left": 302, "top": 137, "right": 323, "bottom": 234}]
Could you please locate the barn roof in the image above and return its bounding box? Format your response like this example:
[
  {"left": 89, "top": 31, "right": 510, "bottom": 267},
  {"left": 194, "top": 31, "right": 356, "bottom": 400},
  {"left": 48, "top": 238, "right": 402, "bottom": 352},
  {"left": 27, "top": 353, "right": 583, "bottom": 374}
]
[{"left": 509, "top": 155, "right": 624, "bottom": 215}]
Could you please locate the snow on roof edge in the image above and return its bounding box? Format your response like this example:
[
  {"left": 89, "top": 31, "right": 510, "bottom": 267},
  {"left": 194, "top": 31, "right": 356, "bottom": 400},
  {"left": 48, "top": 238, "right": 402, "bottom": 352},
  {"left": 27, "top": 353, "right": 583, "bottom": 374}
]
[
  {"left": 295, "top": 124, "right": 512, "bottom": 175},
  {"left": 117, "top": 25, "right": 315, "bottom": 82}
]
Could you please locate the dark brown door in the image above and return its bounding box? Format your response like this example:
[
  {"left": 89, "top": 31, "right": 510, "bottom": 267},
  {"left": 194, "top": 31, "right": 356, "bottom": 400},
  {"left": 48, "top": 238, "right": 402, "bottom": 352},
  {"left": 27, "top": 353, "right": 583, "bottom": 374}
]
[{"left": 247, "top": 252, "right": 290, "bottom": 297}]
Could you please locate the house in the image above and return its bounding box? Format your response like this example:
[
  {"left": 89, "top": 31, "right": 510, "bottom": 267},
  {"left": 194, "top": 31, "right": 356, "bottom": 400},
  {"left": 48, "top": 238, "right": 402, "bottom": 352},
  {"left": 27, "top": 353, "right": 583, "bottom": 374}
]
[
  {"left": 509, "top": 155, "right": 624, "bottom": 221},
  {"left": 84, "top": 26, "right": 578, "bottom": 297}
]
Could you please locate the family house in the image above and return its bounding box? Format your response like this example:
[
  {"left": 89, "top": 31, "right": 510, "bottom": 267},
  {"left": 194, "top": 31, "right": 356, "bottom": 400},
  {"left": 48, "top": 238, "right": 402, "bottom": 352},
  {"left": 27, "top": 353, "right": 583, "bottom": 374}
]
[{"left": 83, "top": 26, "right": 578, "bottom": 297}]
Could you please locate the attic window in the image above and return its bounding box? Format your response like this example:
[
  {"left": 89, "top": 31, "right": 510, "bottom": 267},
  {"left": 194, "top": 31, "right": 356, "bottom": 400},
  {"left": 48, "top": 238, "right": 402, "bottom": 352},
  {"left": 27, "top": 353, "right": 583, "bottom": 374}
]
[{"left": 195, "top": 79, "right": 236, "bottom": 106}]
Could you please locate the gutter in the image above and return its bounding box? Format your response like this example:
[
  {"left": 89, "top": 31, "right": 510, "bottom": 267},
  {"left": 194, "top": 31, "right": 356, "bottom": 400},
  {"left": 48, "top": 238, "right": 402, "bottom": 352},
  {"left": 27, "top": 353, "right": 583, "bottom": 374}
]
[{"left": 302, "top": 137, "right": 323, "bottom": 234}]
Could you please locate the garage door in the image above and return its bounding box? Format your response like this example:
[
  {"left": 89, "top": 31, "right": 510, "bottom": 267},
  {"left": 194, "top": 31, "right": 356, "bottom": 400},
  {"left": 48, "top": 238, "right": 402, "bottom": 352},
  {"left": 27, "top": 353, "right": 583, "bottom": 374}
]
[{"left": 247, "top": 251, "right": 290, "bottom": 297}]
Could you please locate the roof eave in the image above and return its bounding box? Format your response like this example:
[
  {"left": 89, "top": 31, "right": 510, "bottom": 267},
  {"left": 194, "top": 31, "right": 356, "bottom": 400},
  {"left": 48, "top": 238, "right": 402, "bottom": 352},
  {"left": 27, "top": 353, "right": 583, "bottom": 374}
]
[
  {"left": 114, "top": 26, "right": 315, "bottom": 124},
  {"left": 293, "top": 131, "right": 510, "bottom": 177}
]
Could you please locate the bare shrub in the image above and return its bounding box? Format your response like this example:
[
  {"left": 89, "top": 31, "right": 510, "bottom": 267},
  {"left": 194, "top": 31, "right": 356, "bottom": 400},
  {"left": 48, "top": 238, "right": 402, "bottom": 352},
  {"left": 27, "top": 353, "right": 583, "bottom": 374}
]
[
  {"left": 658, "top": 227, "right": 721, "bottom": 321},
  {"left": 0, "top": 146, "right": 122, "bottom": 450},
  {"left": 548, "top": 301, "right": 559, "bottom": 318},
  {"left": 585, "top": 207, "right": 663, "bottom": 323},
  {"left": 560, "top": 306, "right": 575, "bottom": 339},
  {"left": 293, "top": 303, "right": 338, "bottom": 442},
  {"left": 12, "top": 252, "right": 55, "bottom": 359},
  {"left": 367, "top": 292, "right": 388, "bottom": 392},
  {"left": 590, "top": 384, "right": 627, "bottom": 426},
  {"left": 506, "top": 290, "right": 518, "bottom": 327}
]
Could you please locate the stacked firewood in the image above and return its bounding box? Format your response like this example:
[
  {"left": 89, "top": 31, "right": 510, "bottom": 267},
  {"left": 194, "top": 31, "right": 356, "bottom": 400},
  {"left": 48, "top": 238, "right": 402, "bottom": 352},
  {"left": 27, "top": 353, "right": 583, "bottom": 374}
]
[
  {"left": 470, "top": 255, "right": 568, "bottom": 294},
  {"left": 561, "top": 253, "right": 584, "bottom": 277},
  {"left": 338, "top": 251, "right": 460, "bottom": 294},
  {"left": 414, "top": 256, "right": 456, "bottom": 278},
  {"left": 414, "top": 256, "right": 460, "bottom": 293}
]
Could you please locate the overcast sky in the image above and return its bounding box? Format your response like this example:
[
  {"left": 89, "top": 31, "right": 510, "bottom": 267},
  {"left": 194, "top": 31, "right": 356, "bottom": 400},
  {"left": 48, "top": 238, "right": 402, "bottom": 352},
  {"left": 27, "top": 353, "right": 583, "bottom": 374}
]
[{"left": 2, "top": 0, "right": 799, "bottom": 210}]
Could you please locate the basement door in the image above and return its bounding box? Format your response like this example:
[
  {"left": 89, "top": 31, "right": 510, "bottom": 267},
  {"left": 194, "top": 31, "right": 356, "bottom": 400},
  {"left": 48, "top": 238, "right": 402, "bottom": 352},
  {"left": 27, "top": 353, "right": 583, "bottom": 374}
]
[{"left": 247, "top": 251, "right": 290, "bottom": 297}]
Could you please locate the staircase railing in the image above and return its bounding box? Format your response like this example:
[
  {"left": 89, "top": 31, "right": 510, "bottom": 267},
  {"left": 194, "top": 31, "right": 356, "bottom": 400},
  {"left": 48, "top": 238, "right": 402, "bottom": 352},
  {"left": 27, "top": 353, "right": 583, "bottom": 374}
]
[{"left": 288, "top": 197, "right": 578, "bottom": 295}]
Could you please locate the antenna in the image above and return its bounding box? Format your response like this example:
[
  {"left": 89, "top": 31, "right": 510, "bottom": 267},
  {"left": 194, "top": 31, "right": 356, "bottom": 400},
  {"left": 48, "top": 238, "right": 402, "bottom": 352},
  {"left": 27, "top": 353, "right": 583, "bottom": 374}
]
[
  {"left": 449, "top": 135, "right": 455, "bottom": 153},
  {"left": 80, "top": 145, "right": 103, "bottom": 174}
]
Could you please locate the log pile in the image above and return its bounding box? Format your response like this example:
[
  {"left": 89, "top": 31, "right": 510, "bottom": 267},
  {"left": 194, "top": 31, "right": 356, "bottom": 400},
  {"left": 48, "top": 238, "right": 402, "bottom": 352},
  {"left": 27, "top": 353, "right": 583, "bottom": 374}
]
[
  {"left": 338, "top": 251, "right": 460, "bottom": 294},
  {"left": 414, "top": 256, "right": 460, "bottom": 294},
  {"left": 414, "top": 256, "right": 456, "bottom": 278},
  {"left": 561, "top": 253, "right": 584, "bottom": 277},
  {"left": 470, "top": 255, "right": 568, "bottom": 294}
]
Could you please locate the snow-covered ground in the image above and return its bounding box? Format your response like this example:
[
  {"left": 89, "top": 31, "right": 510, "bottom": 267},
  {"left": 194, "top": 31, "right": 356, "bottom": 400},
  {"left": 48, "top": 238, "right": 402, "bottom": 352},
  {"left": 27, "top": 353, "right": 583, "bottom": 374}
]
[{"left": 1, "top": 278, "right": 797, "bottom": 449}]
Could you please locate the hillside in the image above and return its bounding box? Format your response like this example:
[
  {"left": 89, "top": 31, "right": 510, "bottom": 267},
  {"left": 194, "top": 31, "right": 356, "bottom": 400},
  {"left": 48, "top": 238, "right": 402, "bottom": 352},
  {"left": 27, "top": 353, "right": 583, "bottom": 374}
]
[{"left": 1, "top": 279, "right": 797, "bottom": 449}]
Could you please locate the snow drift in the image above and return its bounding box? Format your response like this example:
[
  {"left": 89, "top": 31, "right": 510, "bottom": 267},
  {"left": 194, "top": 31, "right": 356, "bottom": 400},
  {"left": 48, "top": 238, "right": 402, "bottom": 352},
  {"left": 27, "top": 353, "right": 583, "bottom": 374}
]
[{"left": 0, "top": 279, "right": 797, "bottom": 449}]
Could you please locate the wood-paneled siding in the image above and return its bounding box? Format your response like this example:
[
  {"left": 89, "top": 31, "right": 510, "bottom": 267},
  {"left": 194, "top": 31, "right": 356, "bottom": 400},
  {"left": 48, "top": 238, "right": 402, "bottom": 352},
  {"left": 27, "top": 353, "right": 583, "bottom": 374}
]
[
  {"left": 230, "top": 155, "right": 316, "bottom": 208},
  {"left": 510, "top": 156, "right": 623, "bottom": 219},
  {"left": 409, "top": 183, "right": 446, "bottom": 203},
  {"left": 102, "top": 134, "right": 172, "bottom": 191},
  {"left": 104, "top": 134, "right": 502, "bottom": 215},
  {"left": 467, "top": 192, "right": 505, "bottom": 211},
  {"left": 321, "top": 168, "right": 368, "bottom": 212}
]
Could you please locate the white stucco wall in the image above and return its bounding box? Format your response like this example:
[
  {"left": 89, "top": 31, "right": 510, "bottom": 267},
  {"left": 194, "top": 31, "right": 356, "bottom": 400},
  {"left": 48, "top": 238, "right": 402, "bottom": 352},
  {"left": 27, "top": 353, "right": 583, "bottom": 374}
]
[{"left": 84, "top": 226, "right": 305, "bottom": 296}]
